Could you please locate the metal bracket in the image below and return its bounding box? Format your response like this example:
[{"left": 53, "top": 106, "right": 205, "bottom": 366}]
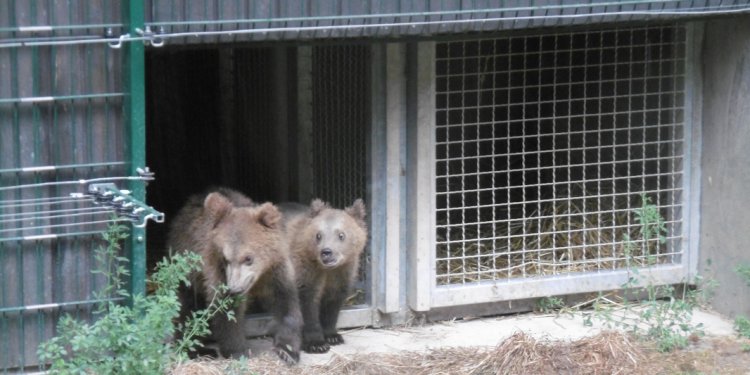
[
  {"left": 135, "top": 26, "right": 165, "bottom": 47},
  {"left": 104, "top": 26, "right": 165, "bottom": 49},
  {"left": 87, "top": 183, "right": 164, "bottom": 228}
]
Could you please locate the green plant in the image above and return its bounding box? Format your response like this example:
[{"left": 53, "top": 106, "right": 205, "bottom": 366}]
[
  {"left": 38, "top": 222, "right": 236, "bottom": 374},
  {"left": 537, "top": 296, "right": 565, "bottom": 314},
  {"left": 734, "top": 315, "right": 750, "bottom": 339},
  {"left": 224, "top": 355, "right": 252, "bottom": 375},
  {"left": 587, "top": 194, "right": 703, "bottom": 352},
  {"left": 734, "top": 266, "right": 750, "bottom": 351},
  {"left": 735, "top": 264, "right": 750, "bottom": 287}
]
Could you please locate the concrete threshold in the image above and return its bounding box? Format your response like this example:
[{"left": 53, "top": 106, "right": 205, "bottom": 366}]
[{"left": 245, "top": 308, "right": 736, "bottom": 366}]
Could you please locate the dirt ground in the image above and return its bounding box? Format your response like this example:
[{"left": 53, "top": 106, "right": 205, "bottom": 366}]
[
  {"left": 172, "top": 309, "right": 750, "bottom": 374},
  {"left": 646, "top": 335, "right": 750, "bottom": 374},
  {"left": 173, "top": 331, "right": 750, "bottom": 375}
]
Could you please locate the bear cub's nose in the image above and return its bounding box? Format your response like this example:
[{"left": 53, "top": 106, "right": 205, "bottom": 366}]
[{"left": 320, "top": 248, "right": 335, "bottom": 265}]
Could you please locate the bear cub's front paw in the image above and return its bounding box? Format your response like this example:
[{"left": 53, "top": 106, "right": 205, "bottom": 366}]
[
  {"left": 273, "top": 344, "right": 300, "bottom": 365},
  {"left": 325, "top": 333, "right": 344, "bottom": 345},
  {"left": 303, "top": 340, "right": 331, "bottom": 354}
]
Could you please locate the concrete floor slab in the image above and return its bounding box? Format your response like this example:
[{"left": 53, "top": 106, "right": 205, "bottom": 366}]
[{"left": 264, "top": 308, "right": 737, "bottom": 366}]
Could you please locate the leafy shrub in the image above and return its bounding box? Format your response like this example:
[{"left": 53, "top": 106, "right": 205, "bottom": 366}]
[
  {"left": 38, "top": 223, "right": 235, "bottom": 374},
  {"left": 585, "top": 194, "right": 703, "bottom": 352}
]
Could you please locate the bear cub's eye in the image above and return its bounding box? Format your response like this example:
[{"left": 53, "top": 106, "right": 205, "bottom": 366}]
[
  {"left": 243, "top": 255, "right": 254, "bottom": 265},
  {"left": 316, "top": 232, "right": 322, "bottom": 241},
  {"left": 338, "top": 232, "right": 346, "bottom": 241}
]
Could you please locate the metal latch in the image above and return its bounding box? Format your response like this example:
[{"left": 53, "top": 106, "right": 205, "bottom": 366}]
[{"left": 87, "top": 183, "right": 165, "bottom": 228}]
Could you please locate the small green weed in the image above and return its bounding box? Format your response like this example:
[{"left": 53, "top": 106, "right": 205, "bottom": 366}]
[
  {"left": 733, "top": 265, "right": 750, "bottom": 352},
  {"left": 734, "top": 315, "right": 750, "bottom": 339},
  {"left": 224, "top": 355, "right": 252, "bottom": 375},
  {"left": 735, "top": 264, "right": 750, "bottom": 287},
  {"left": 537, "top": 296, "right": 566, "bottom": 314},
  {"left": 38, "top": 222, "right": 236, "bottom": 374},
  {"left": 586, "top": 194, "right": 703, "bottom": 352}
]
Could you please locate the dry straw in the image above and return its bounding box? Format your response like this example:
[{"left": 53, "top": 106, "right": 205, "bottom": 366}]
[
  {"left": 436, "top": 183, "right": 668, "bottom": 285},
  {"left": 170, "top": 331, "right": 645, "bottom": 375}
]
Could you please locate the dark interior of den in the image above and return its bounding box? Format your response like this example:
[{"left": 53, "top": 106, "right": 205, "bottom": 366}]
[{"left": 144, "top": 44, "right": 371, "bottom": 304}]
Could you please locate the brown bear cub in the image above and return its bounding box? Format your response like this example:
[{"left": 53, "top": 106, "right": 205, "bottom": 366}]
[
  {"left": 167, "top": 188, "right": 302, "bottom": 364},
  {"left": 280, "top": 199, "right": 367, "bottom": 353}
]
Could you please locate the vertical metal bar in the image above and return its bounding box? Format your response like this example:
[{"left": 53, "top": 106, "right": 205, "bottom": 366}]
[
  {"left": 490, "top": 39, "right": 498, "bottom": 280},
  {"left": 640, "top": 28, "right": 648, "bottom": 259},
  {"left": 581, "top": 32, "right": 588, "bottom": 269},
  {"left": 520, "top": 36, "right": 527, "bottom": 278},
  {"left": 683, "top": 22, "right": 703, "bottom": 280},
  {"left": 382, "top": 43, "right": 405, "bottom": 314},
  {"left": 272, "top": 47, "right": 290, "bottom": 201},
  {"left": 459, "top": 41, "right": 466, "bottom": 284},
  {"left": 536, "top": 34, "right": 543, "bottom": 274},
  {"left": 552, "top": 33, "right": 559, "bottom": 274},
  {"left": 443, "top": 44, "right": 453, "bottom": 285},
  {"left": 596, "top": 30, "right": 604, "bottom": 271},
  {"left": 407, "top": 41, "right": 434, "bottom": 312},
  {"left": 30, "top": 0, "right": 44, "bottom": 363},
  {"left": 494, "top": 40, "right": 499, "bottom": 280},
  {"left": 16, "top": 244, "right": 24, "bottom": 370},
  {"left": 611, "top": 28, "right": 619, "bottom": 270},
  {"left": 655, "top": 26, "right": 665, "bottom": 259},
  {"left": 506, "top": 37, "right": 512, "bottom": 280},
  {"left": 626, "top": 26, "right": 634, "bottom": 264},
  {"left": 297, "top": 46, "right": 313, "bottom": 202},
  {"left": 370, "top": 43, "right": 386, "bottom": 313},
  {"left": 122, "top": 0, "right": 147, "bottom": 299},
  {"left": 566, "top": 31, "right": 573, "bottom": 274},
  {"left": 67, "top": 2, "right": 81, "bottom": 321}
]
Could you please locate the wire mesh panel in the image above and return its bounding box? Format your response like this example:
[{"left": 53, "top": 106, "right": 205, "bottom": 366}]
[
  {"left": 309, "top": 45, "right": 370, "bottom": 305},
  {"left": 435, "top": 25, "right": 686, "bottom": 286},
  {"left": 0, "top": 2, "right": 145, "bottom": 372},
  {"left": 311, "top": 45, "right": 369, "bottom": 209}
]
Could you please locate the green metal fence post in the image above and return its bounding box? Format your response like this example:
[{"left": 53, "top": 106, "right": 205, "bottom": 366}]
[{"left": 122, "top": 0, "right": 147, "bottom": 300}]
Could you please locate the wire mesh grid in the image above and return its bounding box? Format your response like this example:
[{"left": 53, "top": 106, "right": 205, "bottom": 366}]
[
  {"left": 312, "top": 45, "right": 369, "bottom": 209},
  {"left": 435, "top": 25, "right": 686, "bottom": 286},
  {"left": 311, "top": 45, "right": 370, "bottom": 305}
]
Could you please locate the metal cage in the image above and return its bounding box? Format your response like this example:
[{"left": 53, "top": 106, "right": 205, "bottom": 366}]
[
  {"left": 435, "top": 26, "right": 686, "bottom": 285},
  {"left": 407, "top": 24, "right": 700, "bottom": 309}
]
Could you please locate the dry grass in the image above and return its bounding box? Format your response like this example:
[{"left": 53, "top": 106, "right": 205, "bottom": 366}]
[
  {"left": 170, "top": 331, "right": 646, "bottom": 375},
  {"left": 436, "top": 184, "right": 669, "bottom": 285}
]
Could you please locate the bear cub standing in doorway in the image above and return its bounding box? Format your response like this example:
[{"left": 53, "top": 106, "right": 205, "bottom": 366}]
[
  {"left": 168, "top": 188, "right": 302, "bottom": 364},
  {"left": 280, "top": 199, "right": 367, "bottom": 353}
]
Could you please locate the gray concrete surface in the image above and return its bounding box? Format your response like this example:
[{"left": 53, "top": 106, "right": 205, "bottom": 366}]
[
  {"left": 699, "top": 17, "right": 750, "bottom": 318},
  {"left": 246, "top": 308, "right": 736, "bottom": 366}
]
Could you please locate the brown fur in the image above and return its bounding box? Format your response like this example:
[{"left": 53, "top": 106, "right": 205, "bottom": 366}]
[
  {"left": 167, "top": 188, "right": 302, "bottom": 364},
  {"left": 280, "top": 199, "right": 367, "bottom": 353}
]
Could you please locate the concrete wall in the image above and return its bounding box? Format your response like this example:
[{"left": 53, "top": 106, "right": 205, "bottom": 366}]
[{"left": 700, "top": 17, "right": 750, "bottom": 317}]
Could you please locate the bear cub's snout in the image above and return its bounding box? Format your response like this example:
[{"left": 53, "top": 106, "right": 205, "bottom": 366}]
[{"left": 320, "top": 248, "right": 336, "bottom": 265}]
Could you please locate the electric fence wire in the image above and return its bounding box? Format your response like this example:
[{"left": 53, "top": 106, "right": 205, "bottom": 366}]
[
  {"left": 0, "top": 2, "right": 748, "bottom": 48},
  {"left": 0, "top": 175, "right": 161, "bottom": 241}
]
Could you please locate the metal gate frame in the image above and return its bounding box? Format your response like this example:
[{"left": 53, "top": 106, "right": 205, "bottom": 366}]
[
  {"left": 0, "top": 1, "right": 152, "bottom": 371},
  {"left": 404, "top": 23, "right": 703, "bottom": 312},
  {"left": 124, "top": 0, "right": 148, "bottom": 302}
]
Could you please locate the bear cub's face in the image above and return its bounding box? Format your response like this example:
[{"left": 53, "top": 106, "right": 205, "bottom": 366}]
[
  {"left": 305, "top": 199, "right": 367, "bottom": 269},
  {"left": 204, "top": 193, "right": 282, "bottom": 295}
]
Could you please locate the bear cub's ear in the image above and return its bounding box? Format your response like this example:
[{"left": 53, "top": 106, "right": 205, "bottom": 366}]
[
  {"left": 256, "top": 203, "right": 281, "bottom": 229},
  {"left": 309, "top": 199, "right": 329, "bottom": 217},
  {"left": 204, "top": 192, "right": 233, "bottom": 226},
  {"left": 345, "top": 199, "right": 367, "bottom": 229}
]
